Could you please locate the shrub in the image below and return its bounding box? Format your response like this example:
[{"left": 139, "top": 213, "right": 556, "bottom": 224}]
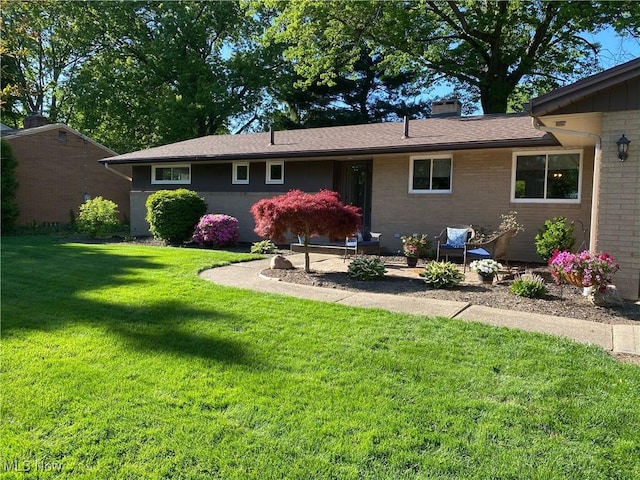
[
  {"left": 420, "top": 261, "right": 464, "bottom": 289},
  {"left": 145, "top": 189, "right": 207, "bottom": 244},
  {"left": 251, "top": 239, "right": 277, "bottom": 254},
  {"left": 192, "top": 214, "right": 239, "bottom": 248},
  {"left": 535, "top": 216, "right": 575, "bottom": 261},
  {"left": 77, "top": 197, "right": 120, "bottom": 238},
  {"left": 347, "top": 257, "right": 387, "bottom": 280},
  {"left": 510, "top": 273, "right": 547, "bottom": 298}
]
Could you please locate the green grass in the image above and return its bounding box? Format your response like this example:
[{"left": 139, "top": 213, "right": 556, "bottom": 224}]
[{"left": 2, "top": 236, "right": 639, "bottom": 479}]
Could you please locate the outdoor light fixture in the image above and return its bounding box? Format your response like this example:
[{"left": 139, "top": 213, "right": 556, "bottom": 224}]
[{"left": 616, "top": 134, "right": 630, "bottom": 161}]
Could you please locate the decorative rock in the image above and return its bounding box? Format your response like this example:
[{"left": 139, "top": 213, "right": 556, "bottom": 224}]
[
  {"left": 589, "top": 285, "right": 624, "bottom": 307},
  {"left": 270, "top": 255, "right": 294, "bottom": 270}
]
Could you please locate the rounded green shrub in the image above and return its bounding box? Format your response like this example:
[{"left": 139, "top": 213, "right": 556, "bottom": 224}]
[
  {"left": 510, "top": 273, "right": 547, "bottom": 298},
  {"left": 534, "top": 216, "right": 575, "bottom": 261},
  {"left": 420, "top": 261, "right": 465, "bottom": 289},
  {"left": 77, "top": 196, "right": 120, "bottom": 238},
  {"left": 347, "top": 257, "right": 387, "bottom": 280},
  {"left": 145, "top": 189, "right": 207, "bottom": 244},
  {"left": 251, "top": 239, "right": 277, "bottom": 254}
]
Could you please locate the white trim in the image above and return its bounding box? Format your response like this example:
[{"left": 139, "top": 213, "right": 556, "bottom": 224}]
[
  {"left": 232, "top": 162, "right": 250, "bottom": 184},
  {"left": 511, "top": 149, "right": 582, "bottom": 203},
  {"left": 151, "top": 164, "right": 191, "bottom": 184},
  {"left": 266, "top": 160, "right": 284, "bottom": 184},
  {"left": 408, "top": 155, "right": 453, "bottom": 194}
]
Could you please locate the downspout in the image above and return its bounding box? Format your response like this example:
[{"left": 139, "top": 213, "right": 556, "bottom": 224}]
[
  {"left": 104, "top": 164, "right": 132, "bottom": 182},
  {"left": 531, "top": 117, "right": 601, "bottom": 253}
]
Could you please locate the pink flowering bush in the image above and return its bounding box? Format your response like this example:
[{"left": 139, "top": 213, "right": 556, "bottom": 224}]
[
  {"left": 192, "top": 214, "right": 239, "bottom": 248},
  {"left": 548, "top": 249, "right": 619, "bottom": 292}
]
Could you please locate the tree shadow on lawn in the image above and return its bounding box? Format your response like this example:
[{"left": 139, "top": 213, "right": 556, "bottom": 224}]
[{"left": 2, "top": 239, "right": 254, "bottom": 365}]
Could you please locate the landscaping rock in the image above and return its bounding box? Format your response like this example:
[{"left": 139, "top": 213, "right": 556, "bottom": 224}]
[{"left": 270, "top": 255, "right": 294, "bottom": 270}]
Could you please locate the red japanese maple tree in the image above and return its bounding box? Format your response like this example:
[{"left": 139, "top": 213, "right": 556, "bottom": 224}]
[{"left": 251, "top": 189, "right": 362, "bottom": 272}]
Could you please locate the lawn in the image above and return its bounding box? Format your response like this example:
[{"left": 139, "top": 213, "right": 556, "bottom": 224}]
[{"left": 1, "top": 236, "right": 639, "bottom": 479}]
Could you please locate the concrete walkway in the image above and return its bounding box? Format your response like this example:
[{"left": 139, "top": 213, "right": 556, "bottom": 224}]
[{"left": 199, "top": 253, "right": 639, "bottom": 357}]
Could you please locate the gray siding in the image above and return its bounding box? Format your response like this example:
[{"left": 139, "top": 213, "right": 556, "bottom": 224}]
[{"left": 132, "top": 160, "right": 334, "bottom": 192}]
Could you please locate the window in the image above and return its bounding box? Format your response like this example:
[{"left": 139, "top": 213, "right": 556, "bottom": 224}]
[
  {"left": 512, "top": 151, "right": 582, "bottom": 202},
  {"left": 151, "top": 164, "right": 191, "bottom": 184},
  {"left": 266, "top": 161, "right": 284, "bottom": 184},
  {"left": 233, "top": 162, "right": 250, "bottom": 184},
  {"left": 409, "top": 156, "right": 452, "bottom": 193}
]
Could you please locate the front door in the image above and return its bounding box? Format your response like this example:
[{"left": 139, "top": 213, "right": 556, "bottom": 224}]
[{"left": 336, "top": 160, "right": 373, "bottom": 231}]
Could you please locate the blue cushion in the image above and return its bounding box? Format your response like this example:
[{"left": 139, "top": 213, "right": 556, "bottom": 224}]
[
  {"left": 467, "top": 247, "right": 491, "bottom": 259},
  {"left": 447, "top": 228, "right": 468, "bottom": 247},
  {"left": 362, "top": 231, "right": 372, "bottom": 241}
]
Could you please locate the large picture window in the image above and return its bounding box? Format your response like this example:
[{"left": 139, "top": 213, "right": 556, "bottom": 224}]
[
  {"left": 151, "top": 164, "right": 191, "bottom": 184},
  {"left": 409, "top": 156, "right": 452, "bottom": 193},
  {"left": 512, "top": 151, "right": 582, "bottom": 202}
]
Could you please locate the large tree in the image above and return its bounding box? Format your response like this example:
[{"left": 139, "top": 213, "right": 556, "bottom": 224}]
[
  {"left": 0, "top": 0, "right": 97, "bottom": 126},
  {"left": 268, "top": 0, "right": 639, "bottom": 114}
]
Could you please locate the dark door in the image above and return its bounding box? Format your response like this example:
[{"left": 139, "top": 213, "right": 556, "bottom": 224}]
[{"left": 336, "top": 160, "right": 373, "bottom": 231}]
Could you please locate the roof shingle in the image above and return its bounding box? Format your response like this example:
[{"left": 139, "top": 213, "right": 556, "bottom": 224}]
[{"left": 102, "top": 113, "right": 558, "bottom": 164}]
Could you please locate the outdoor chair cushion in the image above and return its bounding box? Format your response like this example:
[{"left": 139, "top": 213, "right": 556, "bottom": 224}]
[{"left": 445, "top": 227, "right": 469, "bottom": 247}]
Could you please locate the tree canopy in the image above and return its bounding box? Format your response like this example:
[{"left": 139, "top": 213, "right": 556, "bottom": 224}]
[
  {"left": 1, "top": 0, "right": 637, "bottom": 152},
  {"left": 268, "top": 0, "right": 639, "bottom": 113},
  {"left": 251, "top": 190, "right": 361, "bottom": 272}
]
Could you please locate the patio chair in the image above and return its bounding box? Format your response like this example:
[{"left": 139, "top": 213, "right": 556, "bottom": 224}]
[
  {"left": 466, "top": 228, "right": 519, "bottom": 266},
  {"left": 435, "top": 225, "right": 475, "bottom": 271},
  {"left": 344, "top": 231, "right": 382, "bottom": 260}
]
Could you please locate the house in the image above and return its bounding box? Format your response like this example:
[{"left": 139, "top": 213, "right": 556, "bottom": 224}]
[
  {"left": 2, "top": 117, "right": 131, "bottom": 227},
  {"left": 101, "top": 59, "right": 639, "bottom": 300}
]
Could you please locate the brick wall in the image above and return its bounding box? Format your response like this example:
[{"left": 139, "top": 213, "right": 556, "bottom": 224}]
[
  {"left": 596, "top": 111, "right": 640, "bottom": 299},
  {"left": 6, "top": 128, "right": 130, "bottom": 225},
  {"left": 371, "top": 148, "right": 594, "bottom": 262}
]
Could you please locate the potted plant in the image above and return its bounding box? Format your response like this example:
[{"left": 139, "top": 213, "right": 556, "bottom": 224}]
[
  {"left": 403, "top": 244, "right": 419, "bottom": 267},
  {"left": 469, "top": 258, "right": 502, "bottom": 284},
  {"left": 401, "top": 234, "right": 431, "bottom": 267},
  {"left": 548, "top": 249, "right": 619, "bottom": 293}
]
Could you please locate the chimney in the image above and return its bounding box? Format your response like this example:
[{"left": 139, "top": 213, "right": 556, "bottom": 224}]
[
  {"left": 431, "top": 99, "right": 462, "bottom": 117},
  {"left": 23, "top": 112, "right": 49, "bottom": 129},
  {"left": 269, "top": 125, "right": 274, "bottom": 145}
]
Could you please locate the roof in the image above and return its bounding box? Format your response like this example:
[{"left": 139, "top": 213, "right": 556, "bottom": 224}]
[
  {"left": 530, "top": 57, "right": 640, "bottom": 116},
  {"left": 2, "top": 123, "right": 118, "bottom": 156},
  {"left": 101, "top": 113, "right": 558, "bottom": 165}
]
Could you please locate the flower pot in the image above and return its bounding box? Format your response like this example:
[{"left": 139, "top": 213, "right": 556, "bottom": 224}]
[
  {"left": 406, "top": 257, "right": 418, "bottom": 267},
  {"left": 563, "top": 272, "right": 584, "bottom": 287},
  {"left": 477, "top": 273, "right": 494, "bottom": 285}
]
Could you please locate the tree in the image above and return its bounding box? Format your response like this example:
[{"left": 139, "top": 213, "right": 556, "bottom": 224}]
[
  {"left": 268, "top": 0, "right": 638, "bottom": 114},
  {"left": 67, "top": 0, "right": 276, "bottom": 152},
  {"left": 1, "top": 140, "right": 19, "bottom": 233},
  {"left": 251, "top": 190, "right": 361, "bottom": 273},
  {"left": 0, "top": 0, "right": 97, "bottom": 125}
]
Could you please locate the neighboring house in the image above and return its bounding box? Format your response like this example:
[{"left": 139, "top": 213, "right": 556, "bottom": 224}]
[
  {"left": 101, "top": 59, "right": 639, "bottom": 300},
  {"left": 2, "top": 118, "right": 131, "bottom": 226}
]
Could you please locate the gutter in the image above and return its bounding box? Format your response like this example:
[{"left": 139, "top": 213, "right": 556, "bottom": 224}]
[
  {"left": 531, "top": 117, "right": 601, "bottom": 254},
  {"left": 104, "top": 164, "right": 132, "bottom": 182}
]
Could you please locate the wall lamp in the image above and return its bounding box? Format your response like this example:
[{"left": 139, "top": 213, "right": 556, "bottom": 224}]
[{"left": 616, "top": 134, "right": 630, "bottom": 161}]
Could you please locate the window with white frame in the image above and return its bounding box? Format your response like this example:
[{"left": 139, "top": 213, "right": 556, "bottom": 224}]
[
  {"left": 151, "top": 164, "right": 191, "bottom": 184},
  {"left": 266, "top": 160, "right": 284, "bottom": 184},
  {"left": 409, "top": 156, "right": 452, "bottom": 193},
  {"left": 233, "top": 162, "right": 250, "bottom": 184},
  {"left": 512, "top": 151, "right": 582, "bottom": 202}
]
